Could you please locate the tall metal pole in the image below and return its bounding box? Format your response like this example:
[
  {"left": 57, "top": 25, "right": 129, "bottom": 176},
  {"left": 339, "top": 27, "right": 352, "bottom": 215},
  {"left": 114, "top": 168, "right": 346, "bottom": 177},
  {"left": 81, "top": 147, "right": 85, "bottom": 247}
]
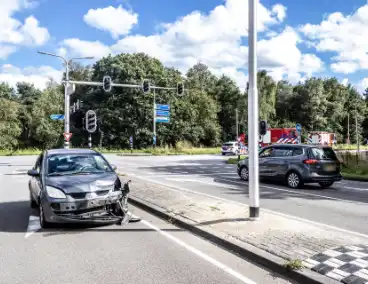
[
  {"left": 355, "top": 105, "right": 360, "bottom": 153},
  {"left": 64, "top": 61, "right": 70, "bottom": 149},
  {"left": 153, "top": 88, "right": 157, "bottom": 147},
  {"left": 248, "top": 0, "right": 260, "bottom": 220},
  {"left": 347, "top": 113, "right": 350, "bottom": 144},
  {"left": 236, "top": 108, "right": 239, "bottom": 140},
  {"left": 37, "top": 51, "right": 94, "bottom": 149}
]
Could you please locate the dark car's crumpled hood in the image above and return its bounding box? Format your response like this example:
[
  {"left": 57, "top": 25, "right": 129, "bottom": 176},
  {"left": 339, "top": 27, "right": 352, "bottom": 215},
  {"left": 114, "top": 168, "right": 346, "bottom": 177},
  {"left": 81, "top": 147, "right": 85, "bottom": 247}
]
[{"left": 45, "top": 172, "right": 118, "bottom": 194}]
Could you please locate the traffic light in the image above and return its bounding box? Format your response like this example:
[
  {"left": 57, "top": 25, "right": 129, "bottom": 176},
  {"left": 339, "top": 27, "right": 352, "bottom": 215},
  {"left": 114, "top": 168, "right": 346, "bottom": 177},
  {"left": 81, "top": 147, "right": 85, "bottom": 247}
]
[
  {"left": 85, "top": 110, "right": 97, "bottom": 133},
  {"left": 103, "top": 76, "right": 112, "bottom": 92},
  {"left": 177, "top": 82, "right": 184, "bottom": 96},
  {"left": 142, "top": 79, "right": 150, "bottom": 94},
  {"left": 259, "top": 120, "right": 268, "bottom": 136}
]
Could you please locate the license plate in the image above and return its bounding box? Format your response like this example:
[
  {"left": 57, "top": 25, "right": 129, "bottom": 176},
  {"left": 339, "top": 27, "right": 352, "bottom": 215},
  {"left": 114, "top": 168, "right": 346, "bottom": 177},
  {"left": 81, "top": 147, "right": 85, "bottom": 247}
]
[{"left": 324, "top": 164, "right": 336, "bottom": 171}]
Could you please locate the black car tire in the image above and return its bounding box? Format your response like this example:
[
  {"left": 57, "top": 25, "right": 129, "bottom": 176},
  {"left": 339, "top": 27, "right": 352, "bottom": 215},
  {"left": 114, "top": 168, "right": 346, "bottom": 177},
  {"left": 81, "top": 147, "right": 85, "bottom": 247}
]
[
  {"left": 239, "top": 166, "right": 249, "bottom": 181},
  {"left": 39, "top": 200, "right": 51, "bottom": 229},
  {"left": 286, "top": 171, "right": 303, "bottom": 189},
  {"left": 222, "top": 153, "right": 226, "bottom": 156},
  {"left": 319, "top": 181, "right": 334, "bottom": 188},
  {"left": 30, "top": 192, "right": 37, "bottom": 208}
]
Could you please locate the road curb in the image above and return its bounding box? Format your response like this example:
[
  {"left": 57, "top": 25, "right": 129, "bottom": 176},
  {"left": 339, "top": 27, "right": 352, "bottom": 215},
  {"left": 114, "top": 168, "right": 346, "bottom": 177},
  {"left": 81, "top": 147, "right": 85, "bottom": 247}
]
[
  {"left": 128, "top": 195, "right": 338, "bottom": 284},
  {"left": 116, "top": 153, "right": 153, "bottom": 156}
]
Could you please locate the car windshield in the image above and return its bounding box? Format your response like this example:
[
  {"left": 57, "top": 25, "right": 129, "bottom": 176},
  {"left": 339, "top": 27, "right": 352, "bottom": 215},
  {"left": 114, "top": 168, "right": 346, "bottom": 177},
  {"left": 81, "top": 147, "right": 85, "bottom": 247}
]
[
  {"left": 310, "top": 147, "right": 338, "bottom": 161},
  {"left": 47, "top": 153, "right": 113, "bottom": 176}
]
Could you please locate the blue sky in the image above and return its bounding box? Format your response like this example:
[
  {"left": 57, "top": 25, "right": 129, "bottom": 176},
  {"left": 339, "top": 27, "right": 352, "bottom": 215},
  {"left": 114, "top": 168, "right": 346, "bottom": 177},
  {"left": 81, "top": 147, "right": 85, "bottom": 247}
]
[{"left": 1, "top": 0, "right": 368, "bottom": 91}]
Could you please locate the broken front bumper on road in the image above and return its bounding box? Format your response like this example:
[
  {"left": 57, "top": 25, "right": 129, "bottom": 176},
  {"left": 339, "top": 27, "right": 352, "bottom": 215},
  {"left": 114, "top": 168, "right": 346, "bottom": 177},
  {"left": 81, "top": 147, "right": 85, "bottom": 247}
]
[{"left": 42, "top": 191, "right": 126, "bottom": 224}]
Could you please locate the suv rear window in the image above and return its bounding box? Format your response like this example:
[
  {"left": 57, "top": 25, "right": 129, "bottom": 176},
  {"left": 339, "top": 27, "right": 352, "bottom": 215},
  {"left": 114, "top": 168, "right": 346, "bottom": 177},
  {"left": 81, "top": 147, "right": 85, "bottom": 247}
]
[{"left": 309, "top": 147, "right": 338, "bottom": 160}]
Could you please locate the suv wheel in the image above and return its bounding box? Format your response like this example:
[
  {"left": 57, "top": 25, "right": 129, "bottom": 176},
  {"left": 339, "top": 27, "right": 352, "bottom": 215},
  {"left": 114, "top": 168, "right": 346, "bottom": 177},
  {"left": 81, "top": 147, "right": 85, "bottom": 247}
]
[
  {"left": 239, "top": 166, "right": 249, "bottom": 181},
  {"left": 319, "top": 181, "right": 334, "bottom": 188},
  {"left": 286, "top": 172, "right": 303, "bottom": 189}
]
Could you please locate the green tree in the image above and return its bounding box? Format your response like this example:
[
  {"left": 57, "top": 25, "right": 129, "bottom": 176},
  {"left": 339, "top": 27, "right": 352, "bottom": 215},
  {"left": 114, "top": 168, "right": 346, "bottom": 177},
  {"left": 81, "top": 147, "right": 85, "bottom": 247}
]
[
  {"left": 0, "top": 98, "right": 22, "bottom": 149},
  {"left": 214, "top": 75, "right": 242, "bottom": 141},
  {"left": 30, "top": 86, "right": 64, "bottom": 149}
]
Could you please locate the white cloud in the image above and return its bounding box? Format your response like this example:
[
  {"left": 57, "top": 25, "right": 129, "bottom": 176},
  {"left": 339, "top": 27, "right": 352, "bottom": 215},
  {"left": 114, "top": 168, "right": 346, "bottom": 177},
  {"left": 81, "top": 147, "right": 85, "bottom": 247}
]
[
  {"left": 358, "top": 78, "right": 368, "bottom": 92},
  {"left": 272, "top": 4, "right": 287, "bottom": 22},
  {"left": 60, "top": 0, "right": 324, "bottom": 87},
  {"left": 83, "top": 5, "right": 138, "bottom": 39},
  {"left": 300, "top": 4, "right": 368, "bottom": 73},
  {"left": 0, "top": 45, "right": 17, "bottom": 59},
  {"left": 0, "top": 64, "right": 62, "bottom": 90},
  {"left": 20, "top": 16, "right": 50, "bottom": 45},
  {"left": 61, "top": 38, "right": 111, "bottom": 59},
  {"left": 0, "top": 0, "right": 49, "bottom": 59},
  {"left": 330, "top": 61, "right": 359, "bottom": 74},
  {"left": 341, "top": 78, "right": 349, "bottom": 86}
]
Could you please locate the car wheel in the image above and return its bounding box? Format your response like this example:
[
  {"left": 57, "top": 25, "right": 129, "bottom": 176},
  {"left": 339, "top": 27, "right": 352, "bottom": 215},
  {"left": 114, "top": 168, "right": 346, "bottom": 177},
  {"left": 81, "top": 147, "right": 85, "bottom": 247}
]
[
  {"left": 39, "top": 200, "right": 51, "bottom": 229},
  {"left": 30, "top": 192, "right": 37, "bottom": 208},
  {"left": 319, "top": 181, "right": 334, "bottom": 188},
  {"left": 239, "top": 166, "right": 249, "bottom": 181},
  {"left": 222, "top": 153, "right": 226, "bottom": 156},
  {"left": 286, "top": 172, "right": 303, "bottom": 189}
]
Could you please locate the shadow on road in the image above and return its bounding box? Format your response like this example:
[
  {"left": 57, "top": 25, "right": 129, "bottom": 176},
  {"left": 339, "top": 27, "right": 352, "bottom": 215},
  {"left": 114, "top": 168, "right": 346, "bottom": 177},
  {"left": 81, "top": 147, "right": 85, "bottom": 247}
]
[
  {"left": 41, "top": 227, "right": 183, "bottom": 237},
  {"left": 0, "top": 200, "right": 32, "bottom": 233},
  {"left": 136, "top": 158, "right": 368, "bottom": 204}
]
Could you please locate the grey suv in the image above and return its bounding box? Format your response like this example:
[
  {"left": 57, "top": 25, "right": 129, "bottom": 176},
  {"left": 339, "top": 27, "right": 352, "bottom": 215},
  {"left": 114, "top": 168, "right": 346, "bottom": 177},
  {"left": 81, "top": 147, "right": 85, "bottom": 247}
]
[{"left": 237, "top": 144, "right": 342, "bottom": 189}]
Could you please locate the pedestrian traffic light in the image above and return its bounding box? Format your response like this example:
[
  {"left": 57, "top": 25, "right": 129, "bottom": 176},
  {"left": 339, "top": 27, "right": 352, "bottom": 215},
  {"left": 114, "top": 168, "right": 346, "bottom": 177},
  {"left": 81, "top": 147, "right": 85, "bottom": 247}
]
[
  {"left": 259, "top": 120, "right": 268, "bottom": 136},
  {"left": 177, "top": 82, "right": 184, "bottom": 96},
  {"left": 85, "top": 110, "right": 97, "bottom": 133},
  {"left": 103, "top": 76, "right": 112, "bottom": 92},
  {"left": 142, "top": 79, "right": 150, "bottom": 94}
]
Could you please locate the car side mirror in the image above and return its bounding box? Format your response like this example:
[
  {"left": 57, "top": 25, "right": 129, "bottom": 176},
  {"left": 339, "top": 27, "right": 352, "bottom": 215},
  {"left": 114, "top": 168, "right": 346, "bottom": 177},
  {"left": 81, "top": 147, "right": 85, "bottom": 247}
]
[
  {"left": 111, "top": 164, "right": 117, "bottom": 171},
  {"left": 27, "top": 169, "right": 39, "bottom": 177}
]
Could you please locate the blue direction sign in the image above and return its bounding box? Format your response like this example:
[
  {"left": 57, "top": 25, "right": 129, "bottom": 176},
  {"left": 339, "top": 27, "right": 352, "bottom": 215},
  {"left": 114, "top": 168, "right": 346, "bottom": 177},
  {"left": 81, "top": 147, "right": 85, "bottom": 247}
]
[
  {"left": 50, "top": 114, "right": 64, "bottom": 120},
  {"left": 156, "top": 116, "right": 170, "bottom": 123},
  {"left": 296, "top": 123, "right": 302, "bottom": 133},
  {"left": 155, "top": 104, "right": 170, "bottom": 111},
  {"left": 156, "top": 110, "right": 170, "bottom": 117}
]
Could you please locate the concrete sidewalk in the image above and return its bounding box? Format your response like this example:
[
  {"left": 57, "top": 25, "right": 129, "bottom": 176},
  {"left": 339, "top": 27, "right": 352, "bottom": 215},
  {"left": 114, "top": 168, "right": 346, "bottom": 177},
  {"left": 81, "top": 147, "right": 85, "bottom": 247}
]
[{"left": 128, "top": 178, "right": 368, "bottom": 284}]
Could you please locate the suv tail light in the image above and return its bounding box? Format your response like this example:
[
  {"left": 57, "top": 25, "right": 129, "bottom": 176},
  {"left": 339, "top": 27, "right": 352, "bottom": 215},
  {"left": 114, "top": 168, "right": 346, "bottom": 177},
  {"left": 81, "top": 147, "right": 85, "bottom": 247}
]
[{"left": 303, "top": 159, "right": 318, "bottom": 165}]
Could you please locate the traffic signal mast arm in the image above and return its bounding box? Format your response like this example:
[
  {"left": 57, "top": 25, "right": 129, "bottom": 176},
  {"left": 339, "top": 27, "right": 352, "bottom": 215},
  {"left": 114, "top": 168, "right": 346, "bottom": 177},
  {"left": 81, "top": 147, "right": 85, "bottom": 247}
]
[{"left": 62, "top": 80, "right": 178, "bottom": 90}]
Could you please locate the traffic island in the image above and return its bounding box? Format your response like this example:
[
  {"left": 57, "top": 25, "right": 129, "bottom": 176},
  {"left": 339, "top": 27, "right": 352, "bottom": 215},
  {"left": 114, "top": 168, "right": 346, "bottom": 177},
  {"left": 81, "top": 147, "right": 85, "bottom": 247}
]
[{"left": 128, "top": 178, "right": 368, "bottom": 284}]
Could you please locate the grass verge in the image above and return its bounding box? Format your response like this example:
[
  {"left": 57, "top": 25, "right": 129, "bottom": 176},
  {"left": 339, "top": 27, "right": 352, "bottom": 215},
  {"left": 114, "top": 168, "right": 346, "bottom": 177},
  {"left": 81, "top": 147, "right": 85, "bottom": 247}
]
[{"left": 0, "top": 147, "right": 222, "bottom": 156}]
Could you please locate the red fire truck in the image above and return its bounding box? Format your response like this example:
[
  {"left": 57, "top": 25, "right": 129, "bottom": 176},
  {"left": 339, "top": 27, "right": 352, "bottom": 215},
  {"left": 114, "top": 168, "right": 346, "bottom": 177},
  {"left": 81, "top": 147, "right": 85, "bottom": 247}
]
[{"left": 239, "top": 128, "right": 299, "bottom": 147}]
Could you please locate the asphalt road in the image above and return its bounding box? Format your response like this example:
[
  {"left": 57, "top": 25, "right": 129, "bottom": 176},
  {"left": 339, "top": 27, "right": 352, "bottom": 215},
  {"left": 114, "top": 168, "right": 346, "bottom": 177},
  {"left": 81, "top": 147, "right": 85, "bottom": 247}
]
[
  {"left": 104, "top": 154, "right": 368, "bottom": 236},
  {"left": 0, "top": 155, "right": 294, "bottom": 284}
]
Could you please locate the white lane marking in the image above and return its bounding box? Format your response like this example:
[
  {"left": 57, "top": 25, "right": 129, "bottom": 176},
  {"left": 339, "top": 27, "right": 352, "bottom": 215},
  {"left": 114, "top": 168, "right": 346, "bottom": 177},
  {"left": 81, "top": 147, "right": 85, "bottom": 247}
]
[
  {"left": 217, "top": 178, "right": 368, "bottom": 205},
  {"left": 140, "top": 219, "right": 257, "bottom": 284},
  {"left": 166, "top": 178, "right": 241, "bottom": 190},
  {"left": 25, "top": 215, "right": 41, "bottom": 238},
  {"left": 134, "top": 175, "right": 368, "bottom": 240},
  {"left": 147, "top": 172, "right": 237, "bottom": 177},
  {"left": 344, "top": 186, "right": 368, "bottom": 191}
]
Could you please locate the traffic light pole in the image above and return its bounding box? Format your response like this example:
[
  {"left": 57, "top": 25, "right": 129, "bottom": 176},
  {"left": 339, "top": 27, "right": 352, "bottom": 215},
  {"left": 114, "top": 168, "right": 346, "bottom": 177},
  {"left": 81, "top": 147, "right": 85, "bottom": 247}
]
[
  {"left": 153, "top": 88, "right": 157, "bottom": 148},
  {"left": 88, "top": 133, "right": 92, "bottom": 149}
]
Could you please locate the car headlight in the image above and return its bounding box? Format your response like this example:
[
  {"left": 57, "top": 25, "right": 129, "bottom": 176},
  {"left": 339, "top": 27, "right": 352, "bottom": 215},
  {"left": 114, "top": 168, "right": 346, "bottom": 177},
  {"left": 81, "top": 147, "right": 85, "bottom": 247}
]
[{"left": 46, "top": 186, "right": 67, "bottom": 199}]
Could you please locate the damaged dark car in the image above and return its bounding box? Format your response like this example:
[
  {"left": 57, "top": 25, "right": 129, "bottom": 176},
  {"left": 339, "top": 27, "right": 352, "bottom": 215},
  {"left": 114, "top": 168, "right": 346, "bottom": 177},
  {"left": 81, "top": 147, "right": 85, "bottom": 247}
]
[{"left": 28, "top": 148, "right": 131, "bottom": 228}]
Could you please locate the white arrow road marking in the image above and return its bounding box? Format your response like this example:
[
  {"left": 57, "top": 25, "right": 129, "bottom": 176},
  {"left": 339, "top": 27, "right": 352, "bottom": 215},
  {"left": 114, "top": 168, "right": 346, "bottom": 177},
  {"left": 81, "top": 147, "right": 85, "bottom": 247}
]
[{"left": 25, "top": 215, "right": 41, "bottom": 238}]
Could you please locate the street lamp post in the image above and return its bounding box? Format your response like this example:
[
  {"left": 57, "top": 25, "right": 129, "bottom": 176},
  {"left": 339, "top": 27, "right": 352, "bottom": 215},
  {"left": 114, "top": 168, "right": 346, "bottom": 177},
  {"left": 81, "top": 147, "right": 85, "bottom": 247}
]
[
  {"left": 248, "top": 0, "right": 260, "bottom": 220},
  {"left": 37, "top": 51, "right": 94, "bottom": 149}
]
